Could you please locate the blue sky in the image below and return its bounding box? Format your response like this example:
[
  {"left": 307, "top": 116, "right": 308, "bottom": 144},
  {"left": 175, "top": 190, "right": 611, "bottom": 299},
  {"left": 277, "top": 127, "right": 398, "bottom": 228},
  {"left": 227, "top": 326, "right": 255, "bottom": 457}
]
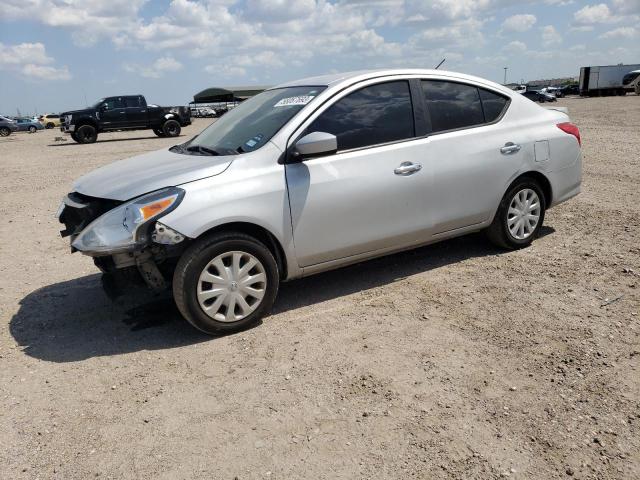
[{"left": 1, "top": 1, "right": 638, "bottom": 115}]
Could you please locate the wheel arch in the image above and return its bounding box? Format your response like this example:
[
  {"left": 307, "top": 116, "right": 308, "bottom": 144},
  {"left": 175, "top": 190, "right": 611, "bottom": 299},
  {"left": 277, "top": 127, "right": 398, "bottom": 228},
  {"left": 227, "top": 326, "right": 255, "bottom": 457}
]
[
  {"left": 514, "top": 171, "right": 552, "bottom": 207},
  {"left": 74, "top": 116, "right": 99, "bottom": 129},
  {"left": 193, "top": 222, "right": 288, "bottom": 280}
]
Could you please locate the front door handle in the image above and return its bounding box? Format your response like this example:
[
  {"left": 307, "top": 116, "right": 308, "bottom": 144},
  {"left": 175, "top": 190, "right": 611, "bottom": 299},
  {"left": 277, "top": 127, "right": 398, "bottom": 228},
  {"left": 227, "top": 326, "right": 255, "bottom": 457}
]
[
  {"left": 500, "top": 142, "right": 521, "bottom": 154},
  {"left": 394, "top": 162, "right": 422, "bottom": 176}
]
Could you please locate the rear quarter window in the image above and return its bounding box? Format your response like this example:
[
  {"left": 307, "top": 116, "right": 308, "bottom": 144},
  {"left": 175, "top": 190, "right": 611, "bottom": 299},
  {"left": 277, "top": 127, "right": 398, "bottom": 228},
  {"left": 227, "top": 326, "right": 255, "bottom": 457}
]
[{"left": 479, "top": 89, "right": 509, "bottom": 122}]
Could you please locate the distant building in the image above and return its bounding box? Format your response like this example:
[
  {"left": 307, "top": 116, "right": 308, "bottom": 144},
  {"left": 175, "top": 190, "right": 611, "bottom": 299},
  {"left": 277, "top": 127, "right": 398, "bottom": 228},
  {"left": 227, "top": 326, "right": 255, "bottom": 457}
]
[{"left": 526, "top": 77, "right": 578, "bottom": 87}]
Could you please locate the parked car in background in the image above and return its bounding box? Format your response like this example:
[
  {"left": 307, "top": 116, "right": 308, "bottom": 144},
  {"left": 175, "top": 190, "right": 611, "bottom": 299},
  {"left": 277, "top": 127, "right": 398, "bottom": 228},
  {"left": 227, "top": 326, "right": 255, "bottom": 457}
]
[
  {"left": 543, "top": 86, "right": 564, "bottom": 98},
  {"left": 40, "top": 114, "right": 62, "bottom": 128},
  {"left": 0, "top": 115, "right": 18, "bottom": 137},
  {"left": 60, "top": 94, "right": 191, "bottom": 144},
  {"left": 521, "top": 90, "right": 555, "bottom": 103},
  {"left": 560, "top": 84, "right": 579, "bottom": 96},
  {"left": 40, "top": 114, "right": 62, "bottom": 129},
  {"left": 58, "top": 69, "right": 582, "bottom": 335},
  {"left": 622, "top": 70, "right": 640, "bottom": 95},
  {"left": 15, "top": 118, "right": 44, "bottom": 133}
]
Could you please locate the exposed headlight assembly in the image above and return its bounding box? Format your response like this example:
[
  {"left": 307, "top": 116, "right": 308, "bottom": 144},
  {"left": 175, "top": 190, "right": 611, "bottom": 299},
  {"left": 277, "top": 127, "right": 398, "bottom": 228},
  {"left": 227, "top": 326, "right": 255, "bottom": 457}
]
[{"left": 72, "top": 187, "right": 185, "bottom": 254}]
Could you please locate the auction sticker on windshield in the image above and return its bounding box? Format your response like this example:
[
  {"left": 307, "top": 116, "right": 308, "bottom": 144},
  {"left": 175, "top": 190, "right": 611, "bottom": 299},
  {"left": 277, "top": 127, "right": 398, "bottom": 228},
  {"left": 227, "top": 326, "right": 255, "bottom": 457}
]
[{"left": 274, "top": 96, "right": 314, "bottom": 107}]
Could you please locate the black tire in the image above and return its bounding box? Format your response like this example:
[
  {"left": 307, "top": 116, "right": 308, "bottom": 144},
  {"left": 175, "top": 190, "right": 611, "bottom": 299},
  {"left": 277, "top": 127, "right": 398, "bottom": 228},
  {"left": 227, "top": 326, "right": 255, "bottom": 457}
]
[
  {"left": 486, "top": 177, "right": 546, "bottom": 250},
  {"left": 153, "top": 128, "right": 166, "bottom": 137},
  {"left": 70, "top": 132, "right": 79, "bottom": 143},
  {"left": 46, "top": 122, "right": 54, "bottom": 129},
  {"left": 28, "top": 126, "right": 37, "bottom": 133},
  {"left": 173, "top": 232, "right": 279, "bottom": 335},
  {"left": 75, "top": 124, "right": 97, "bottom": 144},
  {"left": 0, "top": 127, "right": 10, "bottom": 137},
  {"left": 162, "top": 119, "right": 181, "bottom": 137}
]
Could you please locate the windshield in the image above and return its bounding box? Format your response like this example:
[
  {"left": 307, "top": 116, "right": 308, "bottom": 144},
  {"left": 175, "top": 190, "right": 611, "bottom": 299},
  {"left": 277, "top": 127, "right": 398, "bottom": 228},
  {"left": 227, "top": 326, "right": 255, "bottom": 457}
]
[{"left": 189, "top": 86, "right": 325, "bottom": 155}]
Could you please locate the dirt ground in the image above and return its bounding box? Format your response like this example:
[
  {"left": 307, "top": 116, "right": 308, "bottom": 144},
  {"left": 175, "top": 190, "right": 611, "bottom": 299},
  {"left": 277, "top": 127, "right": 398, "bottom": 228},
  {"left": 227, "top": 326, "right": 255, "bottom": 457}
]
[{"left": 1, "top": 97, "right": 638, "bottom": 480}]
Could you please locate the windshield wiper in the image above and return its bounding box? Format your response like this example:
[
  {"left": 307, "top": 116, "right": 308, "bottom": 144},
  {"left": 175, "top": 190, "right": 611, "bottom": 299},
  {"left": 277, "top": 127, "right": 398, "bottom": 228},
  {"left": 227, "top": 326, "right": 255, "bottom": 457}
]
[
  {"left": 186, "top": 145, "right": 221, "bottom": 156},
  {"left": 169, "top": 144, "right": 186, "bottom": 153}
]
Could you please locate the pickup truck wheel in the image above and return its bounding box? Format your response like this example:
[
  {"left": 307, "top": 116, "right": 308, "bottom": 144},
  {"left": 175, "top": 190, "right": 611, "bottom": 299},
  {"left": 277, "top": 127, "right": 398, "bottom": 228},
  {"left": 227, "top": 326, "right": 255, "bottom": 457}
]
[
  {"left": 153, "top": 128, "right": 166, "bottom": 137},
  {"left": 173, "top": 232, "right": 279, "bottom": 335},
  {"left": 70, "top": 132, "right": 79, "bottom": 142},
  {"left": 163, "top": 119, "right": 181, "bottom": 137},
  {"left": 0, "top": 127, "right": 11, "bottom": 137},
  {"left": 486, "top": 178, "right": 546, "bottom": 250},
  {"left": 76, "top": 125, "right": 97, "bottom": 144}
]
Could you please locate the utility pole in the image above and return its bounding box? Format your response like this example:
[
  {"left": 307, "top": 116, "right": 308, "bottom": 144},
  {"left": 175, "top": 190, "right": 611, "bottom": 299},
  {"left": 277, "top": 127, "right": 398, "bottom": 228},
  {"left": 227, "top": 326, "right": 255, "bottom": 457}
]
[{"left": 503, "top": 67, "right": 508, "bottom": 85}]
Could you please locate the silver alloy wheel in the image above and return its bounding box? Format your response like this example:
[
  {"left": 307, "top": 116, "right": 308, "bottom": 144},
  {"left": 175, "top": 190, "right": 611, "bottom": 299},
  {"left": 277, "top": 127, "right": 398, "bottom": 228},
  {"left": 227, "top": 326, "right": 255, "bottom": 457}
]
[
  {"left": 197, "top": 250, "right": 267, "bottom": 322},
  {"left": 507, "top": 188, "right": 541, "bottom": 240}
]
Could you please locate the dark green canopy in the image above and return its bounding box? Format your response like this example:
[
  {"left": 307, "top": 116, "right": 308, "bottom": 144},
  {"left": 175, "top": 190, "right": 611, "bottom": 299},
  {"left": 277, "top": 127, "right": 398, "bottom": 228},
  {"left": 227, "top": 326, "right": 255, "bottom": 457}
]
[{"left": 192, "top": 86, "right": 269, "bottom": 103}]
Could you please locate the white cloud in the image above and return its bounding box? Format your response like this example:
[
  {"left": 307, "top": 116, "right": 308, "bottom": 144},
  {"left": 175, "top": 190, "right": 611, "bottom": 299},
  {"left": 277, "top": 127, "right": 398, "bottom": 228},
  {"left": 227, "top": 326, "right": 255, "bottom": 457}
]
[
  {"left": 204, "top": 65, "right": 247, "bottom": 78},
  {"left": 599, "top": 26, "right": 638, "bottom": 38},
  {"left": 541, "top": 25, "right": 562, "bottom": 46},
  {"left": 123, "top": 56, "right": 183, "bottom": 79},
  {"left": 0, "top": 42, "right": 71, "bottom": 80},
  {"left": 0, "top": 0, "right": 147, "bottom": 46},
  {"left": 501, "top": 14, "right": 536, "bottom": 32},
  {"left": 21, "top": 64, "right": 72, "bottom": 80},
  {"left": 504, "top": 40, "right": 527, "bottom": 53},
  {"left": 573, "top": 3, "right": 615, "bottom": 24},
  {"left": 611, "top": 0, "right": 640, "bottom": 14}
]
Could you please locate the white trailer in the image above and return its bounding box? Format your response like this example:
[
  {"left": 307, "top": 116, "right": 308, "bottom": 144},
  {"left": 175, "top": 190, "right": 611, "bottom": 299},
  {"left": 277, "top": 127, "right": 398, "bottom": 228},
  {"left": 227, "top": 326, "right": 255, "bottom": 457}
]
[{"left": 579, "top": 64, "right": 640, "bottom": 96}]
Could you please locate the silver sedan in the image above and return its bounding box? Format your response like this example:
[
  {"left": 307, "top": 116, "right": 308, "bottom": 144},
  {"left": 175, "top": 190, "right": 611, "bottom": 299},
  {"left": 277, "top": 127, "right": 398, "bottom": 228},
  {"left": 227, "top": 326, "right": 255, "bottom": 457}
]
[{"left": 59, "top": 69, "right": 582, "bottom": 334}]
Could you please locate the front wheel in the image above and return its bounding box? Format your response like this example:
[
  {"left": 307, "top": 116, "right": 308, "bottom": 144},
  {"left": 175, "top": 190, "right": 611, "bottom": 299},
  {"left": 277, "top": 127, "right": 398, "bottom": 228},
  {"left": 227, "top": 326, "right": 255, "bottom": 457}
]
[
  {"left": 0, "top": 127, "right": 10, "bottom": 137},
  {"left": 45, "top": 122, "right": 54, "bottom": 129},
  {"left": 162, "top": 119, "right": 181, "bottom": 137},
  {"left": 486, "top": 178, "right": 546, "bottom": 250},
  {"left": 28, "top": 126, "right": 37, "bottom": 133},
  {"left": 173, "top": 232, "right": 279, "bottom": 334},
  {"left": 75, "top": 124, "right": 98, "bottom": 144}
]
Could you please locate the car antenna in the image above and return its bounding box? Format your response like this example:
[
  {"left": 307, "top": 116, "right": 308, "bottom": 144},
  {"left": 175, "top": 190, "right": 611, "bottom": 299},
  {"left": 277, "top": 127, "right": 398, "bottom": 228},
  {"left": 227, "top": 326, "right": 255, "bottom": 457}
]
[{"left": 434, "top": 58, "right": 446, "bottom": 70}]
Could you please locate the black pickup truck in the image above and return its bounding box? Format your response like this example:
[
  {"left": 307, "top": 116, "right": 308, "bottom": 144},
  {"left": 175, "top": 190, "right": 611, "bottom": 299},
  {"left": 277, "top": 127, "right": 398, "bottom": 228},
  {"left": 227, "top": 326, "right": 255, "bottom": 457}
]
[{"left": 60, "top": 95, "right": 191, "bottom": 144}]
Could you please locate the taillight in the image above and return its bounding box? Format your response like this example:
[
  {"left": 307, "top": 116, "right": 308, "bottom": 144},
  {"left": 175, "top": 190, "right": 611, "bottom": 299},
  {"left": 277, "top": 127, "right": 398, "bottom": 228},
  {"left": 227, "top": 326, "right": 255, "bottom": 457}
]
[{"left": 557, "top": 122, "right": 581, "bottom": 146}]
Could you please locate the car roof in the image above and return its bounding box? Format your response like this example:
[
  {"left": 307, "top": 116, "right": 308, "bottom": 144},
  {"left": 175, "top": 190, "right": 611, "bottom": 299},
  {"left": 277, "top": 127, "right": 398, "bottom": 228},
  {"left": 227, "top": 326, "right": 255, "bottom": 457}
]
[{"left": 272, "top": 68, "right": 514, "bottom": 96}]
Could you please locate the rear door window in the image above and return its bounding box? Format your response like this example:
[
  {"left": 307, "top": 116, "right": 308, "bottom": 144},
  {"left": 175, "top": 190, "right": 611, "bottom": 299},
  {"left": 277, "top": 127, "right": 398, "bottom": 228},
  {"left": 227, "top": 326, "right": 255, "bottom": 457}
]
[
  {"left": 124, "top": 96, "right": 143, "bottom": 108},
  {"left": 421, "top": 80, "right": 483, "bottom": 132},
  {"left": 307, "top": 80, "right": 415, "bottom": 151}
]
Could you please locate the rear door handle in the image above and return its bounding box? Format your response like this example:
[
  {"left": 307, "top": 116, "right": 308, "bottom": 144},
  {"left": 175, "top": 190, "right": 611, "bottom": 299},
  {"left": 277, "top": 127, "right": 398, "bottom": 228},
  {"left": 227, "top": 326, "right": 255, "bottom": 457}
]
[
  {"left": 500, "top": 142, "right": 521, "bottom": 154},
  {"left": 394, "top": 162, "right": 422, "bottom": 175}
]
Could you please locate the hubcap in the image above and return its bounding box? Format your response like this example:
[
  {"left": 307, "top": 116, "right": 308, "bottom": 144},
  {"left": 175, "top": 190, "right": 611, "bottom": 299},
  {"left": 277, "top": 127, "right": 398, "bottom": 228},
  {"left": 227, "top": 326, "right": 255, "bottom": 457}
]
[
  {"left": 507, "top": 188, "right": 541, "bottom": 240},
  {"left": 197, "top": 251, "right": 267, "bottom": 323}
]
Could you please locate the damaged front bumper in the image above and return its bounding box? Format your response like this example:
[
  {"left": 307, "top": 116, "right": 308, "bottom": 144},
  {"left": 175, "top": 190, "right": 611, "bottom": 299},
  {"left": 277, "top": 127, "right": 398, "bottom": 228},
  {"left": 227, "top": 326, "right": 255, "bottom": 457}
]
[{"left": 57, "top": 190, "right": 188, "bottom": 293}]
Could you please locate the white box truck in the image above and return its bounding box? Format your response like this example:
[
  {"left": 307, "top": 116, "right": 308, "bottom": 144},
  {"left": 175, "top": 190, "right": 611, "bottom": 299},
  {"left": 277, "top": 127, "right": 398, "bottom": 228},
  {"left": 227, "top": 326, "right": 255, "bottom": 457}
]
[{"left": 579, "top": 64, "right": 640, "bottom": 96}]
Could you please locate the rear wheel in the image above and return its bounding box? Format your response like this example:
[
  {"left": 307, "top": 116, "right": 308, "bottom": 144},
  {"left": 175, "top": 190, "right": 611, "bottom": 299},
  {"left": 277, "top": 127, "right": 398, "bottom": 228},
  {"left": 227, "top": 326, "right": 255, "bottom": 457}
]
[
  {"left": 75, "top": 124, "right": 98, "bottom": 144},
  {"left": 45, "top": 122, "right": 54, "bottom": 129},
  {"left": 486, "top": 178, "right": 546, "bottom": 250},
  {"left": 162, "top": 119, "right": 181, "bottom": 137},
  {"left": 173, "top": 232, "right": 279, "bottom": 335},
  {"left": 153, "top": 128, "right": 166, "bottom": 137},
  {"left": 0, "top": 127, "right": 10, "bottom": 137},
  {"left": 28, "top": 125, "right": 37, "bottom": 133}
]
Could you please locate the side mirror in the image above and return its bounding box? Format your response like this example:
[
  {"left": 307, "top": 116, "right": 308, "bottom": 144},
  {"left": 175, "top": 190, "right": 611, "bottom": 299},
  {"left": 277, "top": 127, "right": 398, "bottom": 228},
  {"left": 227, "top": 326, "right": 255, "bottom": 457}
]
[
  {"left": 100, "top": 103, "right": 109, "bottom": 111},
  {"left": 290, "top": 132, "right": 337, "bottom": 162}
]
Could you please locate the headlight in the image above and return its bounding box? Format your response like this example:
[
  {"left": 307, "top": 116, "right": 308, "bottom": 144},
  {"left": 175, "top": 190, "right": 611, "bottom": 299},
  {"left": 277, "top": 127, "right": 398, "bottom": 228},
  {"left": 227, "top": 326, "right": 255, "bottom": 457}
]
[{"left": 71, "top": 187, "right": 184, "bottom": 254}]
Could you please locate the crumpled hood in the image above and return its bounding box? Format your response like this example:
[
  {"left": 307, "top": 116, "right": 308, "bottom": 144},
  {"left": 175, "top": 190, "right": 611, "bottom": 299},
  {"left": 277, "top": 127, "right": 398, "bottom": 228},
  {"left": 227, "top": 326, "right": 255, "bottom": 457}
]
[{"left": 74, "top": 148, "right": 233, "bottom": 201}]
